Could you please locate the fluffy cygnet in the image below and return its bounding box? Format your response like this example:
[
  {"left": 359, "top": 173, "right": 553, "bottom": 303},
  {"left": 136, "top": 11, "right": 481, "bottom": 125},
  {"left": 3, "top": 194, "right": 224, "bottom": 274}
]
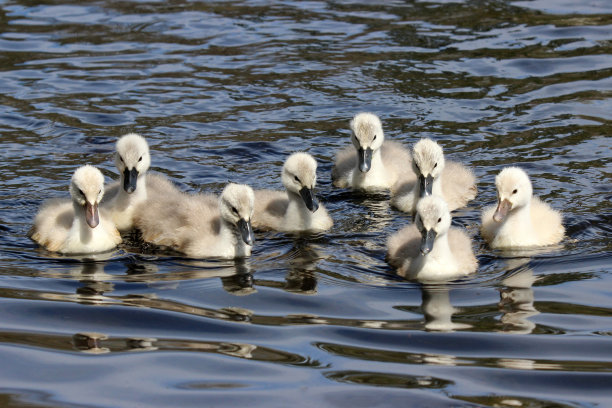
[
  {"left": 387, "top": 196, "right": 477, "bottom": 282},
  {"left": 392, "top": 138, "right": 476, "bottom": 213},
  {"left": 252, "top": 152, "right": 332, "bottom": 232},
  {"left": 135, "top": 183, "right": 255, "bottom": 259},
  {"left": 102, "top": 133, "right": 176, "bottom": 231},
  {"left": 29, "top": 165, "right": 121, "bottom": 254},
  {"left": 332, "top": 112, "right": 415, "bottom": 192},
  {"left": 481, "top": 167, "right": 564, "bottom": 248}
]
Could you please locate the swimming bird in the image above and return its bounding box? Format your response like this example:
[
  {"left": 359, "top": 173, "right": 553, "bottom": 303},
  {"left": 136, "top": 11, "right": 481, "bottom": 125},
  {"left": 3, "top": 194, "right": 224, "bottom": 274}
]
[
  {"left": 134, "top": 183, "right": 255, "bottom": 259},
  {"left": 332, "top": 112, "right": 415, "bottom": 192},
  {"left": 102, "top": 133, "right": 177, "bottom": 232},
  {"left": 392, "top": 138, "right": 476, "bottom": 213},
  {"left": 387, "top": 195, "right": 477, "bottom": 282},
  {"left": 29, "top": 165, "right": 121, "bottom": 254},
  {"left": 481, "top": 167, "right": 564, "bottom": 248},
  {"left": 252, "top": 152, "right": 332, "bottom": 232}
]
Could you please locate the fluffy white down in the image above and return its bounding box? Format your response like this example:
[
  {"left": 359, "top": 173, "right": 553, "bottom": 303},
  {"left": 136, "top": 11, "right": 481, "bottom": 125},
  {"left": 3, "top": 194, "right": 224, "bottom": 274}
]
[
  {"left": 392, "top": 138, "right": 476, "bottom": 213},
  {"left": 135, "top": 183, "right": 255, "bottom": 259},
  {"left": 481, "top": 167, "right": 564, "bottom": 248},
  {"left": 332, "top": 112, "right": 415, "bottom": 192},
  {"left": 387, "top": 195, "right": 477, "bottom": 282},
  {"left": 253, "top": 152, "right": 333, "bottom": 232},
  {"left": 29, "top": 165, "right": 121, "bottom": 254},
  {"left": 102, "top": 133, "right": 153, "bottom": 231}
]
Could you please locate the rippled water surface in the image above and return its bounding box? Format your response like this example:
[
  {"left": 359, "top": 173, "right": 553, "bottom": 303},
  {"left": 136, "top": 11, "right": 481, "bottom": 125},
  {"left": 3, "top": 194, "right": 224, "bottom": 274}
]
[{"left": 1, "top": 0, "right": 611, "bottom": 407}]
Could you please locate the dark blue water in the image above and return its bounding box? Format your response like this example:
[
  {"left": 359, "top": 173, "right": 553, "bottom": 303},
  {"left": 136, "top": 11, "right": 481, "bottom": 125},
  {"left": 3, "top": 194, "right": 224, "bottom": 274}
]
[{"left": 0, "top": 1, "right": 611, "bottom": 407}]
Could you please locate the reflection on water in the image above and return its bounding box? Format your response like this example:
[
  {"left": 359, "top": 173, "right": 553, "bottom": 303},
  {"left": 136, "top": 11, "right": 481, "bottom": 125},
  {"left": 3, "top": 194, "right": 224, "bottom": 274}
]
[
  {"left": 72, "top": 332, "right": 110, "bottom": 354},
  {"left": 499, "top": 268, "right": 538, "bottom": 334},
  {"left": 421, "top": 285, "right": 472, "bottom": 332},
  {"left": 0, "top": 0, "right": 611, "bottom": 407},
  {"left": 70, "top": 331, "right": 320, "bottom": 365}
]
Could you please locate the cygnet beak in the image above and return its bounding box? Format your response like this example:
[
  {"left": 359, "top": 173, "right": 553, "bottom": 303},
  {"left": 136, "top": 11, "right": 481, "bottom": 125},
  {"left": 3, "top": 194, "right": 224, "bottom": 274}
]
[
  {"left": 123, "top": 167, "right": 139, "bottom": 194},
  {"left": 493, "top": 199, "right": 512, "bottom": 222},
  {"left": 237, "top": 218, "right": 254, "bottom": 246},
  {"left": 358, "top": 147, "right": 373, "bottom": 173},
  {"left": 420, "top": 228, "right": 437, "bottom": 256},
  {"left": 299, "top": 186, "right": 319, "bottom": 213},
  {"left": 85, "top": 202, "right": 100, "bottom": 228},
  {"left": 419, "top": 174, "right": 434, "bottom": 198}
]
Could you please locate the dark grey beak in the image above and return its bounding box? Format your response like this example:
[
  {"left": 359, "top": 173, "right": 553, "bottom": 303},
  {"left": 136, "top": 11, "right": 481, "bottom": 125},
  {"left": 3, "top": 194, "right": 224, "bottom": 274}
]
[
  {"left": 358, "top": 147, "right": 373, "bottom": 173},
  {"left": 123, "top": 168, "right": 139, "bottom": 194},
  {"left": 85, "top": 202, "right": 99, "bottom": 228},
  {"left": 237, "top": 218, "right": 254, "bottom": 246},
  {"left": 419, "top": 174, "right": 434, "bottom": 198},
  {"left": 420, "top": 228, "right": 437, "bottom": 255},
  {"left": 299, "top": 186, "right": 319, "bottom": 213}
]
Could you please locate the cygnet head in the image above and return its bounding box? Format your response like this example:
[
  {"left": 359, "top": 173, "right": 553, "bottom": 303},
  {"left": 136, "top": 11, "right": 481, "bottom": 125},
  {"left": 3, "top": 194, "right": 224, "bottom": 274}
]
[
  {"left": 281, "top": 152, "right": 320, "bottom": 212},
  {"left": 493, "top": 167, "right": 533, "bottom": 222},
  {"left": 69, "top": 165, "right": 105, "bottom": 228},
  {"left": 412, "top": 138, "right": 445, "bottom": 198},
  {"left": 115, "top": 133, "right": 151, "bottom": 194},
  {"left": 219, "top": 183, "right": 255, "bottom": 246},
  {"left": 415, "top": 196, "right": 451, "bottom": 256},
  {"left": 349, "top": 112, "right": 385, "bottom": 173}
]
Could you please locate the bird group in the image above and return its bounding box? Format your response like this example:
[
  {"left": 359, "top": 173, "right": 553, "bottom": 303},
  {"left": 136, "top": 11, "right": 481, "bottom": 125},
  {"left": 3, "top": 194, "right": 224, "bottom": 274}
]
[{"left": 29, "top": 112, "right": 565, "bottom": 282}]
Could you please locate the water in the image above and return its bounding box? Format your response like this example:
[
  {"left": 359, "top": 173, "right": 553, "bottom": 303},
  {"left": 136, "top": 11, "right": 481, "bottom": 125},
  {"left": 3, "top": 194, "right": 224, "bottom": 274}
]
[{"left": 1, "top": 0, "right": 611, "bottom": 406}]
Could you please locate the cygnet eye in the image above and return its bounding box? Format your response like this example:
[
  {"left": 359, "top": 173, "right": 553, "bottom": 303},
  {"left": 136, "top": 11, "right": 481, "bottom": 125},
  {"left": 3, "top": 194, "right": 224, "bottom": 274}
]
[
  {"left": 119, "top": 156, "right": 124, "bottom": 163},
  {"left": 434, "top": 163, "right": 437, "bottom": 168},
  {"left": 373, "top": 135, "right": 377, "bottom": 141},
  {"left": 138, "top": 156, "right": 142, "bottom": 162},
  {"left": 231, "top": 206, "right": 239, "bottom": 215},
  {"left": 512, "top": 189, "right": 518, "bottom": 194},
  {"left": 98, "top": 189, "right": 102, "bottom": 194},
  {"left": 78, "top": 189, "right": 85, "bottom": 196},
  {"left": 437, "top": 217, "right": 442, "bottom": 223},
  {"left": 294, "top": 175, "right": 300, "bottom": 183}
]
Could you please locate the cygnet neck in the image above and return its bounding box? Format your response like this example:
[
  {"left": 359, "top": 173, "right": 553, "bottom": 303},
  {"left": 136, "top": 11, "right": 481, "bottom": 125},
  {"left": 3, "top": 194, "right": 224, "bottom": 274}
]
[
  {"left": 226, "top": 220, "right": 251, "bottom": 257},
  {"left": 505, "top": 201, "right": 533, "bottom": 231},
  {"left": 72, "top": 202, "right": 96, "bottom": 241},
  {"left": 370, "top": 147, "right": 384, "bottom": 170},
  {"left": 431, "top": 174, "right": 443, "bottom": 197},
  {"left": 428, "top": 230, "right": 451, "bottom": 261},
  {"left": 285, "top": 190, "right": 313, "bottom": 227}
]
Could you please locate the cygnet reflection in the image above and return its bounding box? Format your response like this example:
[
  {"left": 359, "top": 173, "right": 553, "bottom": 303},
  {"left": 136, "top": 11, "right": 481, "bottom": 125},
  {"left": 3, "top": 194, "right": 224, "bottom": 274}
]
[
  {"left": 499, "top": 268, "right": 538, "bottom": 334},
  {"left": 421, "top": 284, "right": 471, "bottom": 332}
]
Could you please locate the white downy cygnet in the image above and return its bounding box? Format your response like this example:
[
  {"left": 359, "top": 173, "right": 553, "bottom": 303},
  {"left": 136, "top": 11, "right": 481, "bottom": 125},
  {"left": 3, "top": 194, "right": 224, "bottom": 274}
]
[
  {"left": 135, "top": 183, "right": 255, "bottom": 259},
  {"left": 332, "top": 112, "right": 415, "bottom": 192},
  {"left": 392, "top": 138, "right": 476, "bottom": 213},
  {"left": 387, "top": 195, "right": 477, "bottom": 282},
  {"left": 102, "top": 133, "right": 176, "bottom": 232},
  {"left": 481, "top": 167, "right": 564, "bottom": 248},
  {"left": 252, "top": 152, "right": 332, "bottom": 232},
  {"left": 29, "top": 165, "right": 121, "bottom": 254}
]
